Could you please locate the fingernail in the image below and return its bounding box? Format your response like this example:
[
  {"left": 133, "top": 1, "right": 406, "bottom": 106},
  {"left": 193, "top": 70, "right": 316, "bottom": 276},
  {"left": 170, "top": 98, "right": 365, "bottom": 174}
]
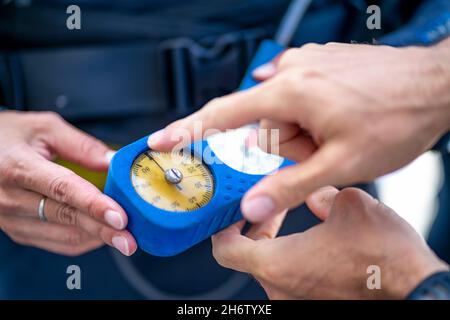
[
  {"left": 148, "top": 129, "right": 165, "bottom": 148},
  {"left": 105, "top": 151, "right": 116, "bottom": 164},
  {"left": 242, "top": 196, "right": 276, "bottom": 223},
  {"left": 306, "top": 187, "right": 339, "bottom": 221},
  {"left": 253, "top": 63, "right": 277, "bottom": 79},
  {"left": 105, "top": 210, "right": 125, "bottom": 230},
  {"left": 112, "top": 236, "right": 130, "bottom": 256},
  {"left": 311, "top": 186, "right": 340, "bottom": 200}
]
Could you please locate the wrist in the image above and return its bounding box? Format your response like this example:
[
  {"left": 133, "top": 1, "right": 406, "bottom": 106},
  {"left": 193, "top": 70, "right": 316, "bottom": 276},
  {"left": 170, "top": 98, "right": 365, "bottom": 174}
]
[{"left": 384, "top": 249, "right": 449, "bottom": 299}]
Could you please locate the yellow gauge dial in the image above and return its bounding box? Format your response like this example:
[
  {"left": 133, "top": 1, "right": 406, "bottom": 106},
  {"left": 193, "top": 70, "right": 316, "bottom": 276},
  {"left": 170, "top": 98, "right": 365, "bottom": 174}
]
[{"left": 131, "top": 151, "right": 214, "bottom": 212}]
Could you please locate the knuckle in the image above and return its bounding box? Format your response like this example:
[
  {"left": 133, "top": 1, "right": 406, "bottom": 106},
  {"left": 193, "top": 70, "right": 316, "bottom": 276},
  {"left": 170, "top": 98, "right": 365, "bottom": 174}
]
[
  {"left": 20, "top": 111, "right": 39, "bottom": 125},
  {"left": 0, "top": 151, "right": 13, "bottom": 175},
  {"left": 65, "top": 241, "right": 100, "bottom": 257},
  {"left": 0, "top": 197, "right": 17, "bottom": 214},
  {"left": 207, "top": 96, "right": 222, "bottom": 106},
  {"left": 373, "top": 199, "right": 388, "bottom": 214},
  {"left": 298, "top": 67, "right": 325, "bottom": 81},
  {"left": 85, "top": 192, "right": 102, "bottom": 219},
  {"left": 0, "top": 199, "right": 6, "bottom": 213},
  {"left": 0, "top": 152, "right": 28, "bottom": 185},
  {"left": 56, "top": 204, "right": 79, "bottom": 226},
  {"left": 64, "top": 230, "right": 83, "bottom": 246},
  {"left": 198, "top": 98, "right": 223, "bottom": 127},
  {"left": 278, "top": 48, "right": 300, "bottom": 69},
  {"left": 278, "top": 57, "right": 327, "bottom": 87},
  {"left": 32, "top": 112, "right": 63, "bottom": 133},
  {"left": 276, "top": 72, "right": 304, "bottom": 96},
  {"left": 211, "top": 235, "right": 241, "bottom": 269},
  {"left": 324, "top": 42, "right": 343, "bottom": 48},
  {"left": 211, "top": 236, "right": 233, "bottom": 268},
  {"left": 63, "top": 246, "right": 87, "bottom": 257},
  {"left": 41, "top": 111, "right": 63, "bottom": 124},
  {"left": 0, "top": 219, "right": 19, "bottom": 235},
  {"left": 275, "top": 68, "right": 325, "bottom": 102},
  {"left": 8, "top": 234, "right": 29, "bottom": 246},
  {"left": 96, "top": 225, "right": 111, "bottom": 243},
  {"left": 48, "top": 174, "right": 74, "bottom": 203},
  {"left": 211, "top": 244, "right": 226, "bottom": 266},
  {"left": 301, "top": 43, "right": 322, "bottom": 50},
  {"left": 78, "top": 135, "right": 101, "bottom": 156},
  {"left": 334, "top": 188, "right": 367, "bottom": 210}
]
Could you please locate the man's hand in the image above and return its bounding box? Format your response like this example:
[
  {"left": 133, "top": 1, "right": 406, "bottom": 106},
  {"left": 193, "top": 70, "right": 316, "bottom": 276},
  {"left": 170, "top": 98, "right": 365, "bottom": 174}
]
[
  {"left": 149, "top": 39, "right": 450, "bottom": 223},
  {"left": 212, "top": 187, "right": 448, "bottom": 299},
  {"left": 0, "top": 111, "right": 137, "bottom": 256}
]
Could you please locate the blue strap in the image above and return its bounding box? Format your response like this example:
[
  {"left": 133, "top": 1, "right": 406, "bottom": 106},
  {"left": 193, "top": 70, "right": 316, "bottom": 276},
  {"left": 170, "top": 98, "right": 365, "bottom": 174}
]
[
  {"left": 407, "top": 271, "right": 450, "bottom": 300},
  {"left": 384, "top": 12, "right": 450, "bottom": 46},
  {"left": 380, "top": 0, "right": 450, "bottom": 47}
]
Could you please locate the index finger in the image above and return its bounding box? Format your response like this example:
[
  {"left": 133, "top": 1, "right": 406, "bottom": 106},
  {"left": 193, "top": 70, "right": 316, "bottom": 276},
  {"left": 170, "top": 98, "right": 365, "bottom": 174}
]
[
  {"left": 14, "top": 154, "right": 128, "bottom": 230},
  {"left": 148, "top": 80, "right": 287, "bottom": 152}
]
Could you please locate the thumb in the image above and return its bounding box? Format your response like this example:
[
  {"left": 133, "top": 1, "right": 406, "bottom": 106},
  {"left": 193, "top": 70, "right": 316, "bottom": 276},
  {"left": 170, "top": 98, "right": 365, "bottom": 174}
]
[
  {"left": 241, "top": 142, "right": 349, "bottom": 223},
  {"left": 212, "top": 220, "right": 260, "bottom": 273},
  {"left": 305, "top": 186, "right": 340, "bottom": 221},
  {"left": 45, "top": 117, "right": 114, "bottom": 171}
]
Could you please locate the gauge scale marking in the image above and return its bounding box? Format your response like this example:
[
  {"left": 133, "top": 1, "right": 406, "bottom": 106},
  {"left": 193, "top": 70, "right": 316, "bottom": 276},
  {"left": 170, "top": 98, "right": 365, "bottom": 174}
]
[{"left": 131, "top": 151, "right": 214, "bottom": 212}]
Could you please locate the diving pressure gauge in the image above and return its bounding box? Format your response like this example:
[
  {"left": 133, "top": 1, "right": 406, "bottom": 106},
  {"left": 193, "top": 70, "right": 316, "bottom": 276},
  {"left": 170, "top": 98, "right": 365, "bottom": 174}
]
[
  {"left": 105, "top": 40, "right": 293, "bottom": 256},
  {"left": 131, "top": 150, "right": 214, "bottom": 212}
]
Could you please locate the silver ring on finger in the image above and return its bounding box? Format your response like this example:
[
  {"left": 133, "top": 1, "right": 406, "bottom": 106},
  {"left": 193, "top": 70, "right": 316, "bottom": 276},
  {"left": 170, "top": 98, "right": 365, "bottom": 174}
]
[{"left": 38, "top": 196, "right": 48, "bottom": 222}]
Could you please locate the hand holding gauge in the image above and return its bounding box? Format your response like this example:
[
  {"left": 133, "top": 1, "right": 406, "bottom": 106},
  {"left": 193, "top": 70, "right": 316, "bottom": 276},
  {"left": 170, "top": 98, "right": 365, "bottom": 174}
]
[
  {"left": 105, "top": 0, "right": 312, "bottom": 256},
  {"left": 105, "top": 40, "right": 292, "bottom": 256}
]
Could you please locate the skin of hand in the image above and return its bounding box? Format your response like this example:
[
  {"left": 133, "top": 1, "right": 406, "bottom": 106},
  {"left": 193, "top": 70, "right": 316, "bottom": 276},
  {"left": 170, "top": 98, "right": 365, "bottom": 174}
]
[
  {"left": 0, "top": 111, "right": 137, "bottom": 256},
  {"left": 148, "top": 38, "right": 450, "bottom": 223},
  {"left": 212, "top": 187, "right": 449, "bottom": 300}
]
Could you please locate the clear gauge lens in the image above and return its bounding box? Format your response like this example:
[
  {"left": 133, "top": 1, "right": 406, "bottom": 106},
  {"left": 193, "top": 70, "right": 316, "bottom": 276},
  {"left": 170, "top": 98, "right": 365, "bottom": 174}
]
[
  {"left": 207, "top": 125, "right": 284, "bottom": 175},
  {"left": 131, "top": 151, "right": 214, "bottom": 212}
]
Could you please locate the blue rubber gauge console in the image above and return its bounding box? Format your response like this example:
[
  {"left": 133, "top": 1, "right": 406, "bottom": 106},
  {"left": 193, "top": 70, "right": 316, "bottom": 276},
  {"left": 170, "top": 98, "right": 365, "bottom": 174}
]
[{"left": 105, "top": 40, "right": 294, "bottom": 256}]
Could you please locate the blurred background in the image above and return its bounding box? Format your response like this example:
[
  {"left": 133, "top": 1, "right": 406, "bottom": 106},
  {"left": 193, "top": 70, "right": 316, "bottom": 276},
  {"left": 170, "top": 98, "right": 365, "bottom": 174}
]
[{"left": 377, "top": 150, "right": 444, "bottom": 237}]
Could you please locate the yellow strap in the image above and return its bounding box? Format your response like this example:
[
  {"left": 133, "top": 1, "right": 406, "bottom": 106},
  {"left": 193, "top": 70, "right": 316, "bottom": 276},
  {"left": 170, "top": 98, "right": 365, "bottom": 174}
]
[
  {"left": 55, "top": 158, "right": 108, "bottom": 190},
  {"left": 54, "top": 145, "right": 120, "bottom": 190}
]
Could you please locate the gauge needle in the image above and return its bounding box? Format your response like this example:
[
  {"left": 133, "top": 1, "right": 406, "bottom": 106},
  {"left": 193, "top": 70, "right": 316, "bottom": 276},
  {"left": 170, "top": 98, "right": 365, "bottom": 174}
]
[
  {"left": 145, "top": 151, "right": 165, "bottom": 172},
  {"left": 145, "top": 152, "right": 183, "bottom": 190}
]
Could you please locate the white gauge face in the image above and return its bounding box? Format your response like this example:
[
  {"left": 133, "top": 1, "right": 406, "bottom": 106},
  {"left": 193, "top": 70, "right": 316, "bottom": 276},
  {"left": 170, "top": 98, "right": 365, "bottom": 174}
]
[{"left": 206, "top": 125, "right": 284, "bottom": 175}]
